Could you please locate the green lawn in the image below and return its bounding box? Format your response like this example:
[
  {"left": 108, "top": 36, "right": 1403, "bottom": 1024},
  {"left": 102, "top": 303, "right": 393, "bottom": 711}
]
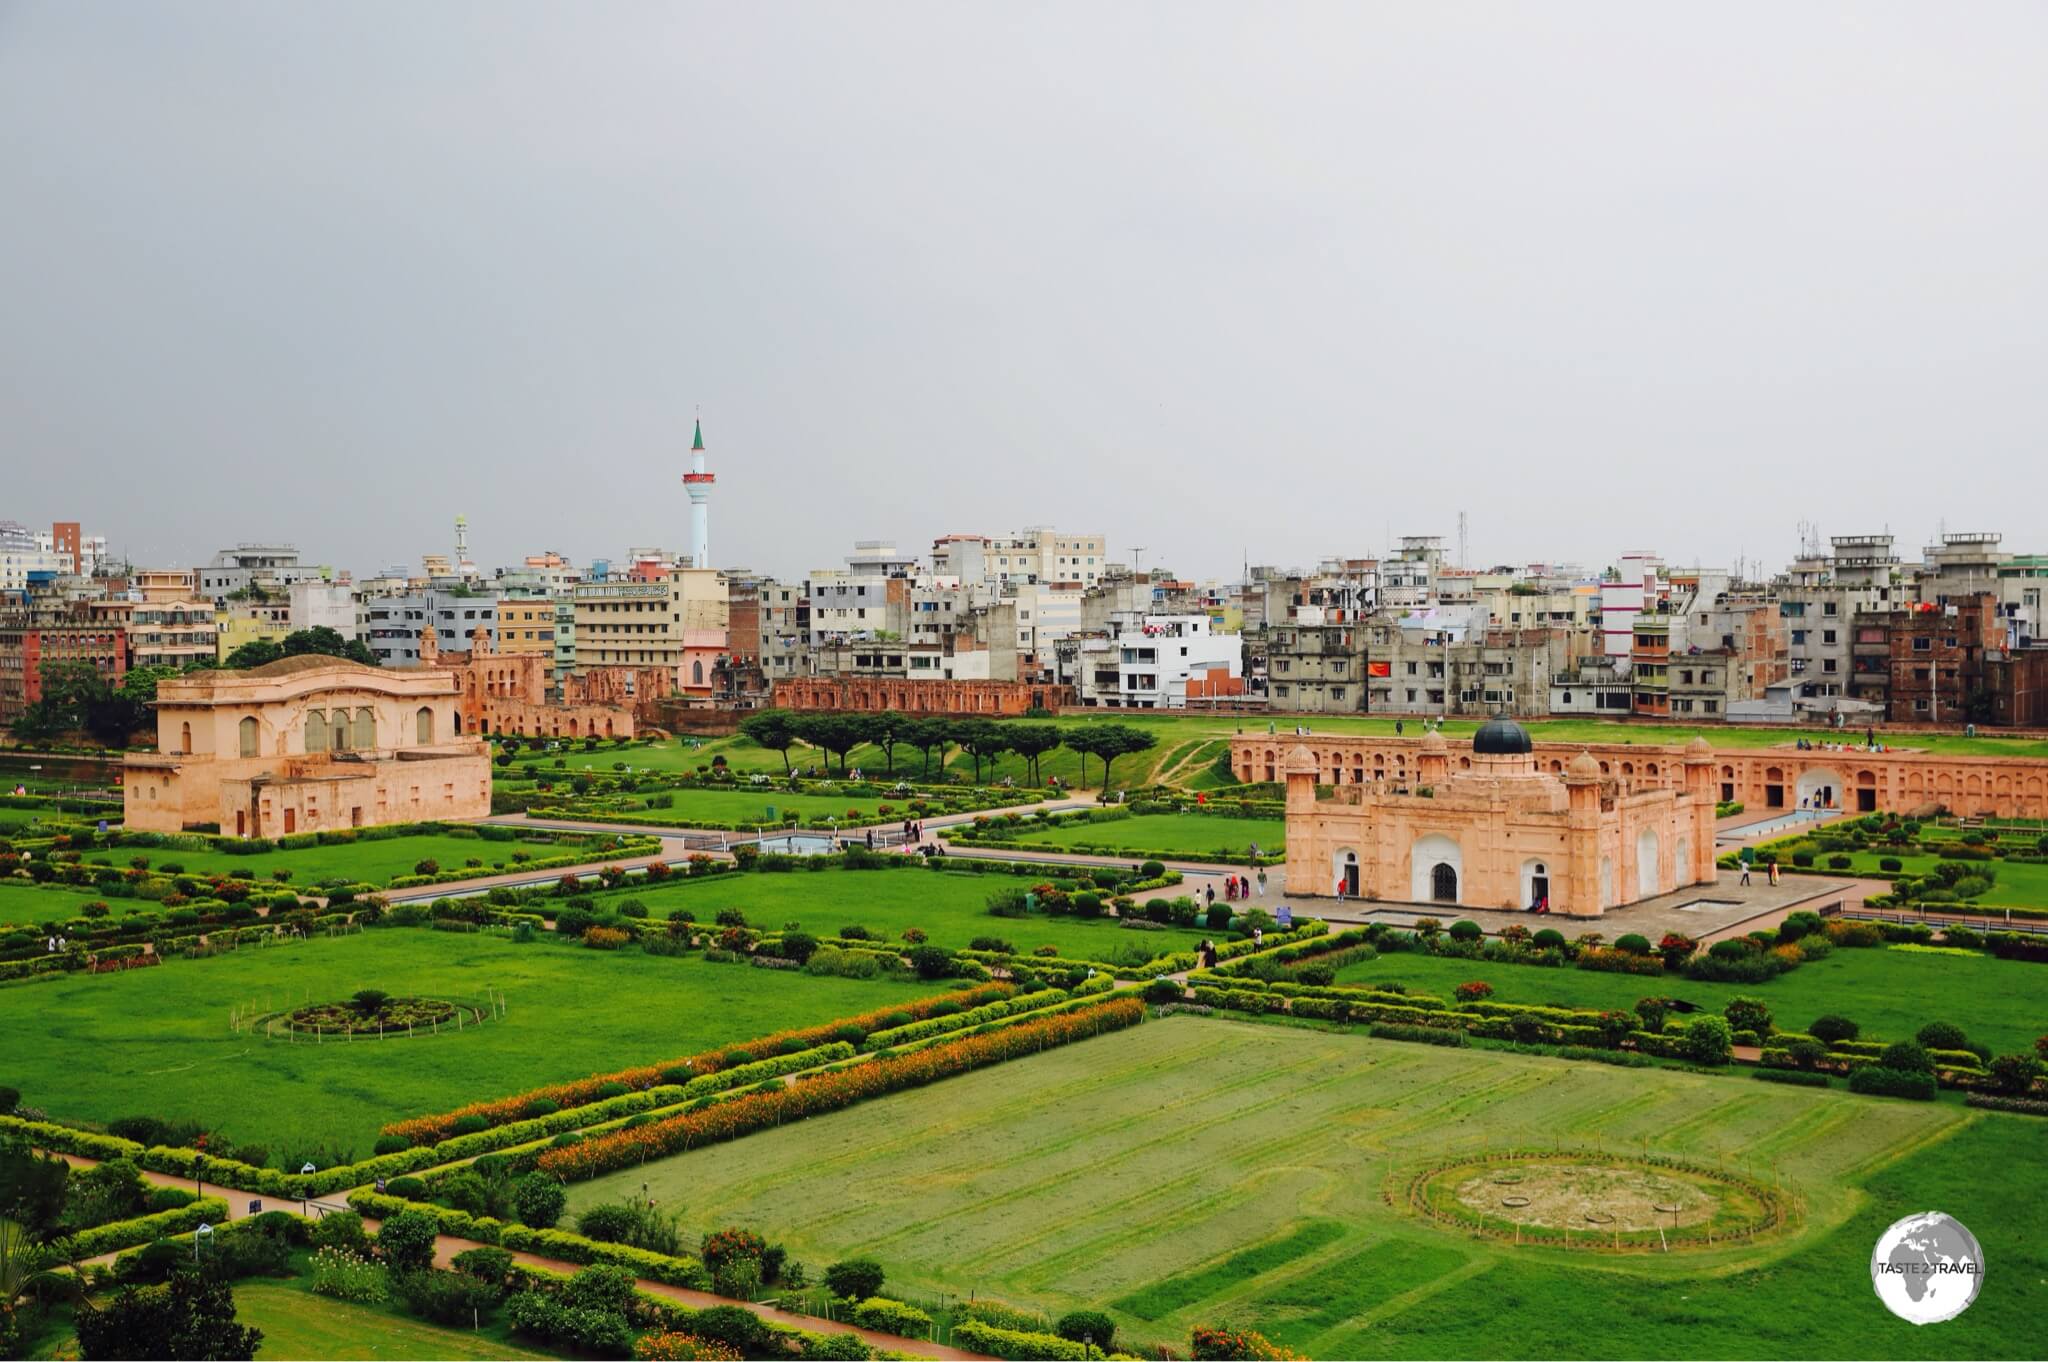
[
  {"left": 566, "top": 1016, "right": 2042, "bottom": 1358},
  {"left": 95, "top": 831, "right": 626, "bottom": 889},
  {"left": 1760, "top": 843, "right": 2048, "bottom": 910},
  {"left": 547, "top": 787, "right": 933, "bottom": 826},
  {"left": 615, "top": 865, "right": 1210, "bottom": 965},
  {"left": 235, "top": 1279, "right": 555, "bottom": 1361},
  {"left": 0, "top": 928, "right": 951, "bottom": 1155},
  {"left": 1332, "top": 942, "right": 2048, "bottom": 1055},
  {"left": 0, "top": 880, "right": 149, "bottom": 927},
  {"left": 984, "top": 812, "right": 1285, "bottom": 860},
  {"left": 0, "top": 805, "right": 105, "bottom": 834}
]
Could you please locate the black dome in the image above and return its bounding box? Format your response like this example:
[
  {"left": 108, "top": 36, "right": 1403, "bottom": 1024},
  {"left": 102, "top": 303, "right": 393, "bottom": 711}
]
[{"left": 1472, "top": 717, "right": 1532, "bottom": 755}]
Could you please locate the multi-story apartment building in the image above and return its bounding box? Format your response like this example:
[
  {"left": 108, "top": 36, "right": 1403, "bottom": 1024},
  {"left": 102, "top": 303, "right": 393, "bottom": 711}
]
[
  {"left": 1883, "top": 595, "right": 2001, "bottom": 723},
  {"left": 495, "top": 596, "right": 557, "bottom": 661},
  {"left": 214, "top": 607, "right": 290, "bottom": 662},
  {"left": 1380, "top": 537, "right": 1444, "bottom": 612},
  {"left": 1366, "top": 611, "right": 1573, "bottom": 718},
  {"left": 127, "top": 601, "right": 219, "bottom": 671},
  {"left": 0, "top": 600, "right": 129, "bottom": 720},
  {"left": 358, "top": 588, "right": 499, "bottom": 665},
  {"left": 1914, "top": 532, "right": 2039, "bottom": 646},
  {"left": 198, "top": 544, "right": 332, "bottom": 600},
  {"left": 1075, "top": 614, "right": 1241, "bottom": 709},
  {"left": 572, "top": 568, "right": 728, "bottom": 694},
  {"left": 132, "top": 568, "right": 199, "bottom": 603},
  {"left": 1266, "top": 616, "right": 1367, "bottom": 713},
  {"left": 933, "top": 528, "right": 1108, "bottom": 589},
  {"left": 287, "top": 581, "right": 360, "bottom": 639},
  {"left": 0, "top": 521, "right": 68, "bottom": 599}
]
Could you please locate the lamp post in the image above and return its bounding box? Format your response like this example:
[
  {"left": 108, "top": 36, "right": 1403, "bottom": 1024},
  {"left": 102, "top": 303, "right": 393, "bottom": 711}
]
[{"left": 194, "top": 1222, "right": 213, "bottom": 1264}]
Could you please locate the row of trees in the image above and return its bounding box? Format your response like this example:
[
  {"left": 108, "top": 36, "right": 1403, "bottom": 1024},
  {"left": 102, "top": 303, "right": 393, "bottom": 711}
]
[
  {"left": 9, "top": 628, "right": 376, "bottom": 744},
  {"left": 736, "top": 709, "right": 1158, "bottom": 788}
]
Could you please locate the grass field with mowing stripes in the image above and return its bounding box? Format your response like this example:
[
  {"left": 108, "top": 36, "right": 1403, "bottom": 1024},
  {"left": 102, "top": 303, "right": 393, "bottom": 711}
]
[{"left": 565, "top": 1015, "right": 2039, "bottom": 1358}]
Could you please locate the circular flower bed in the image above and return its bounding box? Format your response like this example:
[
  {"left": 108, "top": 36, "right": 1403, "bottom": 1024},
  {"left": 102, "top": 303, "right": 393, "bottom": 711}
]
[
  {"left": 283, "top": 995, "right": 465, "bottom": 1035},
  {"left": 1403, "top": 1149, "right": 1790, "bottom": 1252}
]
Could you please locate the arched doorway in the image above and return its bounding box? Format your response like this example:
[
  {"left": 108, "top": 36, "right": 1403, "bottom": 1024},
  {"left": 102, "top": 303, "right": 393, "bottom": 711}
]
[
  {"left": 1332, "top": 848, "right": 1359, "bottom": 898},
  {"left": 1521, "top": 858, "right": 1550, "bottom": 911},
  {"left": 1411, "top": 834, "right": 1462, "bottom": 904},
  {"left": 1635, "top": 827, "right": 1660, "bottom": 900},
  {"left": 1796, "top": 768, "right": 1844, "bottom": 811}
]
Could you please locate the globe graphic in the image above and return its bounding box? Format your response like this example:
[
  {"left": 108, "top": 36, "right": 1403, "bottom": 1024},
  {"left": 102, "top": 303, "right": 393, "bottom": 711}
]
[{"left": 1870, "top": 1212, "right": 1983, "bottom": 1325}]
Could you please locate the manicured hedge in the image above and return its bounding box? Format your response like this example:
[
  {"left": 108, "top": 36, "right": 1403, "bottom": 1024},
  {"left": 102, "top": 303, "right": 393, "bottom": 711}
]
[
  {"left": 861, "top": 989, "right": 1076, "bottom": 1051},
  {"left": 1753, "top": 1069, "right": 1831, "bottom": 1088},
  {"left": 951, "top": 1319, "right": 1091, "bottom": 1360},
  {"left": 536, "top": 999, "right": 1146, "bottom": 1181},
  {"left": 59, "top": 1197, "right": 229, "bottom": 1261},
  {"left": 1847, "top": 1066, "right": 1939, "bottom": 1100}
]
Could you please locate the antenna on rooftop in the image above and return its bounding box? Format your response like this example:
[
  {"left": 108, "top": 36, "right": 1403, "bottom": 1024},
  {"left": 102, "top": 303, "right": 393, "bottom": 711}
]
[{"left": 1458, "top": 511, "right": 1469, "bottom": 570}]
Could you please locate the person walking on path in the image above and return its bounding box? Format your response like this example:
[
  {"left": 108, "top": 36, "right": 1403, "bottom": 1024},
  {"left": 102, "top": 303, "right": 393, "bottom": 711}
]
[
  {"left": 1204, "top": 883, "right": 1216, "bottom": 908},
  {"left": 1256, "top": 867, "right": 1267, "bottom": 896},
  {"left": 1739, "top": 860, "right": 1751, "bottom": 886}
]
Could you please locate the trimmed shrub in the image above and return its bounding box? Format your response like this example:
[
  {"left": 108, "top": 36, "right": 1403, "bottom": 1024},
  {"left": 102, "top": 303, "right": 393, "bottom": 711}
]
[
  {"left": 1682, "top": 1015, "right": 1733, "bottom": 1066},
  {"left": 850, "top": 1297, "right": 931, "bottom": 1337},
  {"left": 1848, "top": 1066, "right": 1938, "bottom": 1100},
  {"left": 1915, "top": 1021, "right": 1969, "bottom": 1052},
  {"left": 1810, "top": 1014, "right": 1859, "bottom": 1044},
  {"left": 824, "top": 1258, "right": 885, "bottom": 1301}
]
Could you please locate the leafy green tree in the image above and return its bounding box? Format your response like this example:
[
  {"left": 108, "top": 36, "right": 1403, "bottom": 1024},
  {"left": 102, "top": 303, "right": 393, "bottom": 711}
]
[
  {"left": 282, "top": 627, "right": 378, "bottom": 667},
  {"left": 1004, "top": 723, "right": 1063, "bottom": 785},
  {"left": 794, "top": 713, "right": 866, "bottom": 774},
  {"left": 738, "top": 710, "right": 799, "bottom": 773},
  {"left": 74, "top": 1271, "right": 262, "bottom": 1361},
  {"left": 1068, "top": 724, "right": 1158, "bottom": 789},
  {"left": 956, "top": 721, "right": 1010, "bottom": 782},
  {"left": 514, "top": 1173, "right": 567, "bottom": 1229},
  {"left": 222, "top": 640, "right": 284, "bottom": 670},
  {"left": 116, "top": 666, "right": 182, "bottom": 706},
  {"left": 0, "top": 1143, "right": 70, "bottom": 1238},
  {"left": 902, "top": 718, "right": 952, "bottom": 778},
  {"left": 865, "top": 711, "right": 909, "bottom": 774}
]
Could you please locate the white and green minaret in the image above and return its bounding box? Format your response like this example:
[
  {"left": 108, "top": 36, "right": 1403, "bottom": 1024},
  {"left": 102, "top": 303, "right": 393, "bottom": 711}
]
[{"left": 682, "top": 417, "right": 715, "bottom": 569}]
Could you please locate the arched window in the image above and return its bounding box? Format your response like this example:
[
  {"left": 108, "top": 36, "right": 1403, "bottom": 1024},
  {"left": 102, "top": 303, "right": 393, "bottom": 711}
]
[
  {"left": 304, "top": 710, "right": 328, "bottom": 753},
  {"left": 416, "top": 706, "right": 434, "bottom": 744},
  {"left": 692, "top": 660, "right": 705, "bottom": 686},
  {"left": 1431, "top": 863, "right": 1459, "bottom": 903},
  {"left": 179, "top": 721, "right": 192, "bottom": 754},
  {"left": 238, "top": 715, "right": 259, "bottom": 757},
  {"left": 352, "top": 708, "right": 375, "bottom": 749},
  {"left": 331, "top": 710, "right": 351, "bottom": 751}
]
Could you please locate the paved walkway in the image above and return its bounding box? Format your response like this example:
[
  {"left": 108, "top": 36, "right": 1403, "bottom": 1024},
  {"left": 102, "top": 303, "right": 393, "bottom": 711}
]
[{"left": 49, "top": 1153, "right": 986, "bottom": 1360}]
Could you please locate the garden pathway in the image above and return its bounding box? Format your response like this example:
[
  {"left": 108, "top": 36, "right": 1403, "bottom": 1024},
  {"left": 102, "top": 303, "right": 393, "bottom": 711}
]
[{"left": 49, "top": 1153, "right": 991, "bottom": 1360}]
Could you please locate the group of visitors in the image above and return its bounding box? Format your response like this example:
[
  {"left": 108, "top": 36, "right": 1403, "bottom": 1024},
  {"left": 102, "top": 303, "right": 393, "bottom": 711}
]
[
  {"left": 1219, "top": 870, "right": 1266, "bottom": 900},
  {"left": 44, "top": 934, "right": 68, "bottom": 953},
  {"left": 1795, "top": 730, "right": 1887, "bottom": 754},
  {"left": 1736, "top": 859, "right": 1782, "bottom": 887},
  {"left": 899, "top": 817, "right": 926, "bottom": 842}
]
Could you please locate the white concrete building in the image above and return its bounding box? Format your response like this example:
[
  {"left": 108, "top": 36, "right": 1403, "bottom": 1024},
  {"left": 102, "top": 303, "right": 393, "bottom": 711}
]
[
  {"left": 1077, "top": 613, "right": 1240, "bottom": 709},
  {"left": 288, "top": 582, "right": 360, "bottom": 639}
]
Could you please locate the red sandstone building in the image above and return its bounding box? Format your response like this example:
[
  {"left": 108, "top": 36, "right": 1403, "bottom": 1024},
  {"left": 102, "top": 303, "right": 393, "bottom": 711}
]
[
  {"left": 774, "top": 676, "right": 1073, "bottom": 716},
  {"left": 1234, "top": 732, "right": 2048, "bottom": 820}
]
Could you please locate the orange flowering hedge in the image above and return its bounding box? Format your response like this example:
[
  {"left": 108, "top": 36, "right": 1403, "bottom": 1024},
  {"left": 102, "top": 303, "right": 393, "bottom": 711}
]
[
  {"left": 380, "top": 983, "right": 1016, "bottom": 1146},
  {"left": 536, "top": 996, "right": 1145, "bottom": 1182}
]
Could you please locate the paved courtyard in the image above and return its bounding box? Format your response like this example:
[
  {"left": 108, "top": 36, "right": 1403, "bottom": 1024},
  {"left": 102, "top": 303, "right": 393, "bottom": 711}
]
[{"left": 1302, "top": 874, "right": 1857, "bottom": 943}]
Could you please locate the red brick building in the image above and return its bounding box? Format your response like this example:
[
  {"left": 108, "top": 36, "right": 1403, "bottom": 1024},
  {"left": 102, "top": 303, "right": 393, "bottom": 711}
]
[
  {"left": 774, "top": 676, "right": 1073, "bottom": 716},
  {"left": 1884, "top": 596, "right": 1999, "bottom": 723},
  {"left": 0, "top": 604, "right": 129, "bottom": 721}
]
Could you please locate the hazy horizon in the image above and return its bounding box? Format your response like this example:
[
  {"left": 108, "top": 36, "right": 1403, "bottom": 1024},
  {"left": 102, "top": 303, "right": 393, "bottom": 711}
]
[{"left": 3, "top": 2, "right": 2042, "bottom": 583}]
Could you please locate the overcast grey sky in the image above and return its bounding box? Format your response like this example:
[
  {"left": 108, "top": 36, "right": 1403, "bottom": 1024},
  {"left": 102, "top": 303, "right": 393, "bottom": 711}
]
[{"left": 2, "top": 2, "right": 2042, "bottom": 583}]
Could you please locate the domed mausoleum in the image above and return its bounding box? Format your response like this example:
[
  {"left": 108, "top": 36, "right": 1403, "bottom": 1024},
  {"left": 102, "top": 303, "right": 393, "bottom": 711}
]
[{"left": 1279, "top": 722, "right": 1717, "bottom": 916}]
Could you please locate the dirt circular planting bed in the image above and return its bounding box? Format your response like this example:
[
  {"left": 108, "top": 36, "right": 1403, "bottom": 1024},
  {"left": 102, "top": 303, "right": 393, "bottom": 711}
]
[{"left": 1404, "top": 1149, "right": 1792, "bottom": 1252}]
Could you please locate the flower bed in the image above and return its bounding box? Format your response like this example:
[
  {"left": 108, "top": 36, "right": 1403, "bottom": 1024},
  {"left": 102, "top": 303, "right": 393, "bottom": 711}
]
[
  {"left": 380, "top": 985, "right": 1017, "bottom": 1145},
  {"left": 536, "top": 997, "right": 1146, "bottom": 1181}
]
